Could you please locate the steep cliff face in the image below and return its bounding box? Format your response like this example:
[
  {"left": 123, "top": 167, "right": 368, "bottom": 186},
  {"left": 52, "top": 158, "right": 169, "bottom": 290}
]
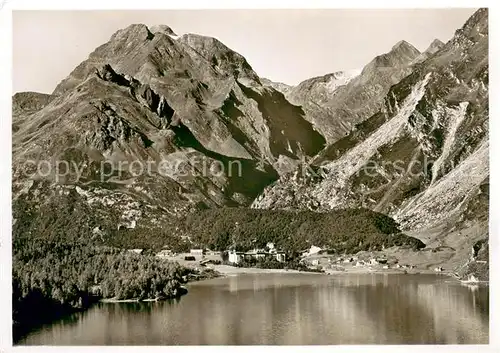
[{"left": 253, "top": 9, "right": 489, "bottom": 271}]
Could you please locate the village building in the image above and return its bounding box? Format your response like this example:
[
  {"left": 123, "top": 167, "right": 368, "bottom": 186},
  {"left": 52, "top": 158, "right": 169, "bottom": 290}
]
[
  {"left": 190, "top": 249, "right": 205, "bottom": 256},
  {"left": 244, "top": 249, "right": 267, "bottom": 260},
  {"left": 302, "top": 245, "right": 322, "bottom": 257},
  {"left": 227, "top": 245, "right": 286, "bottom": 265},
  {"left": 274, "top": 252, "right": 286, "bottom": 263},
  {"left": 228, "top": 250, "right": 243, "bottom": 264},
  {"left": 156, "top": 249, "right": 173, "bottom": 258}
]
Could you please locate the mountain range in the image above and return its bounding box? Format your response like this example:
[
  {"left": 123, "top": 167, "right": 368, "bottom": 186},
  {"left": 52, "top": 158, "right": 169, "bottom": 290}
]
[{"left": 12, "top": 8, "right": 488, "bottom": 278}]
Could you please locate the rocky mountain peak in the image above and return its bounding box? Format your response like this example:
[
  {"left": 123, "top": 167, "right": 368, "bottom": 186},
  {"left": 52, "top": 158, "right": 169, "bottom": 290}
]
[
  {"left": 388, "top": 39, "right": 420, "bottom": 61},
  {"left": 252, "top": 9, "right": 488, "bottom": 280},
  {"left": 391, "top": 40, "right": 418, "bottom": 52},
  {"left": 110, "top": 23, "right": 154, "bottom": 42},
  {"left": 149, "top": 24, "right": 177, "bottom": 36},
  {"left": 449, "top": 8, "right": 487, "bottom": 47},
  {"left": 426, "top": 39, "right": 445, "bottom": 54},
  {"left": 363, "top": 40, "right": 420, "bottom": 73},
  {"left": 412, "top": 39, "right": 445, "bottom": 64}
]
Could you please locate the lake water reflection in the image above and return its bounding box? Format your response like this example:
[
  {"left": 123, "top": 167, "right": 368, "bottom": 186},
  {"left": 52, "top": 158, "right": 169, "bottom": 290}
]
[{"left": 18, "top": 273, "right": 489, "bottom": 345}]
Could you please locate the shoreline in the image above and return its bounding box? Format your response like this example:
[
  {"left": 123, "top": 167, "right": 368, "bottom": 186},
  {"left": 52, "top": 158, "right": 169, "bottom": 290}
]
[
  {"left": 99, "top": 286, "right": 188, "bottom": 303},
  {"left": 206, "top": 264, "right": 452, "bottom": 277},
  {"left": 97, "top": 266, "right": 488, "bottom": 304},
  {"left": 100, "top": 298, "right": 158, "bottom": 303},
  {"left": 206, "top": 264, "right": 319, "bottom": 275},
  {"left": 205, "top": 265, "right": 489, "bottom": 285}
]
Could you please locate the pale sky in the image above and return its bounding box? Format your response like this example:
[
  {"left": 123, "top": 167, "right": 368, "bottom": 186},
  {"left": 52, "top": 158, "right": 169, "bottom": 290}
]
[{"left": 13, "top": 9, "right": 477, "bottom": 93}]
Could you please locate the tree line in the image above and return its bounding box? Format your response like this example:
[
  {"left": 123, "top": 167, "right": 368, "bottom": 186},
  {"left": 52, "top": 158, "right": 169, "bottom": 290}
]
[
  {"left": 182, "top": 208, "right": 425, "bottom": 253},
  {"left": 12, "top": 239, "right": 190, "bottom": 341}
]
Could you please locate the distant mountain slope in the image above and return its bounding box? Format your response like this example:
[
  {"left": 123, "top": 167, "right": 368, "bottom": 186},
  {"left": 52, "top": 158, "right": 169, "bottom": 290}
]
[
  {"left": 12, "top": 92, "right": 53, "bottom": 133},
  {"left": 286, "top": 69, "right": 361, "bottom": 107},
  {"left": 260, "top": 78, "right": 292, "bottom": 95},
  {"left": 412, "top": 39, "right": 445, "bottom": 64},
  {"left": 284, "top": 40, "right": 422, "bottom": 142}
]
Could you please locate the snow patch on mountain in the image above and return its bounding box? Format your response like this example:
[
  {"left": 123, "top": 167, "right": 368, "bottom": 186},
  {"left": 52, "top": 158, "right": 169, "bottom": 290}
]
[{"left": 324, "top": 69, "right": 362, "bottom": 93}]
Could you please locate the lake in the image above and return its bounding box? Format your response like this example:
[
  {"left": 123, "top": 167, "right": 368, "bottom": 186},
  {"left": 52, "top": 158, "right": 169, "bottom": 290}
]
[{"left": 17, "top": 273, "right": 489, "bottom": 345}]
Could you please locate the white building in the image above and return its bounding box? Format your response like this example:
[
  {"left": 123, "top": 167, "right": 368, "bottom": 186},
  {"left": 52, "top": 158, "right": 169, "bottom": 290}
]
[
  {"left": 156, "top": 249, "right": 173, "bottom": 258},
  {"left": 275, "top": 252, "right": 286, "bottom": 263},
  {"left": 190, "top": 249, "right": 204, "bottom": 256},
  {"left": 228, "top": 250, "right": 243, "bottom": 264},
  {"left": 245, "top": 249, "right": 266, "bottom": 260},
  {"left": 307, "top": 245, "right": 322, "bottom": 256}
]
